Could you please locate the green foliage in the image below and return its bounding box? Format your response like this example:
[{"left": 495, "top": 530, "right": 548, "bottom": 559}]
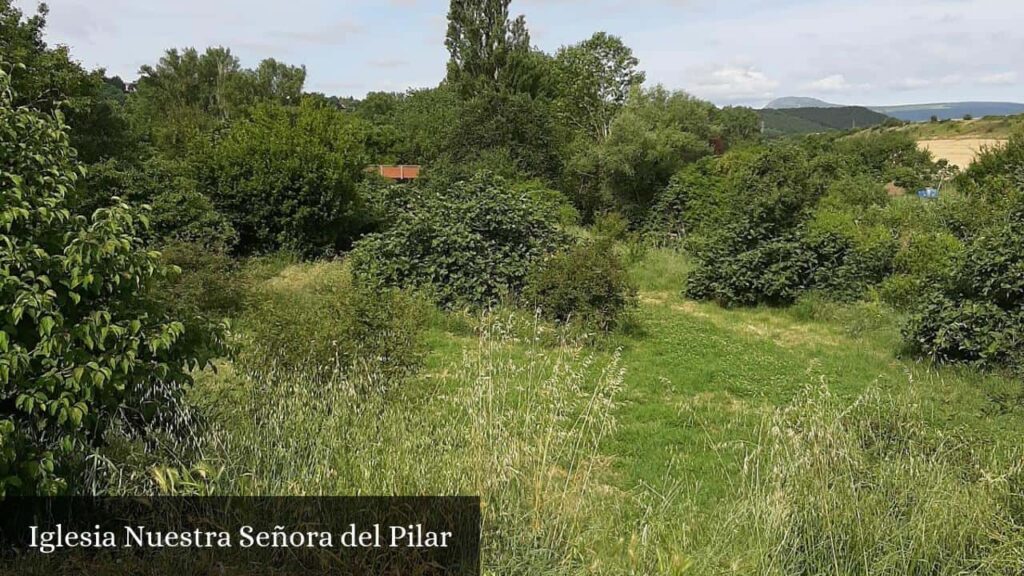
[
  {"left": 156, "top": 243, "right": 247, "bottom": 321},
  {"left": 130, "top": 47, "right": 306, "bottom": 155},
  {"left": 445, "top": 0, "right": 531, "bottom": 97},
  {"left": 525, "top": 240, "right": 638, "bottom": 331},
  {"left": 679, "top": 134, "right": 943, "bottom": 306},
  {"left": 192, "top": 101, "right": 370, "bottom": 255},
  {"left": 351, "top": 172, "right": 567, "bottom": 308},
  {"left": 835, "top": 131, "right": 934, "bottom": 189},
  {"left": 237, "top": 263, "right": 427, "bottom": 393},
  {"left": 955, "top": 131, "right": 1024, "bottom": 197},
  {"left": 801, "top": 208, "right": 897, "bottom": 301},
  {"left": 906, "top": 200, "right": 1024, "bottom": 370},
  {"left": 597, "top": 86, "right": 715, "bottom": 220},
  {"left": 76, "top": 158, "right": 238, "bottom": 251},
  {"left": 592, "top": 212, "right": 630, "bottom": 242},
  {"left": 759, "top": 106, "right": 891, "bottom": 137},
  {"left": 0, "top": 1, "right": 133, "bottom": 164},
  {"left": 684, "top": 143, "right": 843, "bottom": 305},
  {"left": 553, "top": 32, "right": 645, "bottom": 142},
  {"left": 0, "top": 70, "right": 223, "bottom": 495}
]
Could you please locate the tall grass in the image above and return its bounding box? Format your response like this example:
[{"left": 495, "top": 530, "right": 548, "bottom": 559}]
[
  {"left": 707, "top": 383, "right": 1024, "bottom": 575},
  {"left": 195, "top": 309, "right": 657, "bottom": 574}
]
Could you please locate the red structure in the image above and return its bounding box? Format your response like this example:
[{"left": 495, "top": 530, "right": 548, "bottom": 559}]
[{"left": 368, "top": 165, "right": 422, "bottom": 181}]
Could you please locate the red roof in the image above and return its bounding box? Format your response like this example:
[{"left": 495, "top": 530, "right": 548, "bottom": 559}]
[{"left": 368, "top": 165, "right": 421, "bottom": 180}]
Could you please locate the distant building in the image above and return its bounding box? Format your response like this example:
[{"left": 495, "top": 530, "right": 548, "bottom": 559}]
[{"left": 367, "top": 165, "right": 422, "bottom": 181}]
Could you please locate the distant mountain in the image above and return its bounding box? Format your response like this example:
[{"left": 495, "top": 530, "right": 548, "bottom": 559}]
[
  {"left": 759, "top": 106, "right": 892, "bottom": 137},
  {"left": 765, "top": 97, "right": 843, "bottom": 110},
  {"left": 870, "top": 102, "right": 1024, "bottom": 122}
]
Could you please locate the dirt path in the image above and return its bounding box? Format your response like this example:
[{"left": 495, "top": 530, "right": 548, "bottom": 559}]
[{"left": 918, "top": 138, "right": 1007, "bottom": 168}]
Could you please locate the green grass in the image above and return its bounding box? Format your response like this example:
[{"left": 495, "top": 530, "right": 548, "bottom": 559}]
[
  {"left": 867, "top": 114, "right": 1024, "bottom": 140},
  {"left": 175, "top": 250, "right": 1024, "bottom": 574}
]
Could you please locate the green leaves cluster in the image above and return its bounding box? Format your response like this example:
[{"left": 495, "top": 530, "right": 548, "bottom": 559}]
[
  {"left": 525, "top": 239, "right": 638, "bottom": 331},
  {"left": 1, "top": 70, "right": 223, "bottom": 495},
  {"left": 351, "top": 172, "right": 567, "bottom": 308},
  {"left": 681, "top": 136, "right": 933, "bottom": 306},
  {"left": 192, "top": 101, "right": 371, "bottom": 256}
]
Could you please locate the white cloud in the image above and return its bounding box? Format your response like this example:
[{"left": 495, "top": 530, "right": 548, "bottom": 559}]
[
  {"left": 979, "top": 71, "right": 1018, "bottom": 85},
  {"left": 801, "top": 74, "right": 870, "bottom": 93},
  {"left": 687, "top": 65, "right": 778, "bottom": 102}
]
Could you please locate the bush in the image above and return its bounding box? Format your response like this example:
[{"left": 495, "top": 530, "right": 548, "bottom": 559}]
[
  {"left": 592, "top": 211, "right": 630, "bottom": 242},
  {"left": 193, "top": 101, "right": 370, "bottom": 256},
  {"left": 77, "top": 158, "right": 238, "bottom": 251},
  {"left": 684, "top": 144, "right": 841, "bottom": 305},
  {"left": 906, "top": 205, "right": 1024, "bottom": 370},
  {"left": 238, "top": 262, "right": 428, "bottom": 393},
  {"left": 801, "top": 208, "right": 897, "bottom": 301},
  {"left": 0, "top": 70, "right": 223, "bottom": 495},
  {"left": 351, "top": 172, "right": 567, "bottom": 308},
  {"left": 525, "top": 240, "right": 638, "bottom": 331},
  {"left": 156, "top": 242, "right": 247, "bottom": 320}
]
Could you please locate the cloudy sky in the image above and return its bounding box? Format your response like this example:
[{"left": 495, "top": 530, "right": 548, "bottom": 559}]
[{"left": 14, "top": 0, "right": 1024, "bottom": 107}]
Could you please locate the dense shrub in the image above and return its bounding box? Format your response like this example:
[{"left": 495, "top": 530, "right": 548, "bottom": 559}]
[
  {"left": 835, "top": 131, "right": 935, "bottom": 190},
  {"left": 351, "top": 172, "right": 567, "bottom": 308},
  {"left": 525, "top": 240, "right": 638, "bottom": 331},
  {"left": 238, "top": 263, "right": 427, "bottom": 392},
  {"left": 955, "top": 131, "right": 1024, "bottom": 196},
  {"left": 906, "top": 200, "right": 1024, "bottom": 370},
  {"left": 77, "top": 158, "right": 238, "bottom": 251},
  {"left": 193, "top": 101, "right": 370, "bottom": 256},
  {"left": 801, "top": 208, "right": 897, "bottom": 301},
  {"left": 156, "top": 242, "right": 247, "bottom": 320},
  {"left": 681, "top": 135, "right": 941, "bottom": 306},
  {"left": 645, "top": 158, "right": 722, "bottom": 241},
  {"left": 0, "top": 71, "right": 223, "bottom": 494},
  {"left": 684, "top": 144, "right": 841, "bottom": 305}
]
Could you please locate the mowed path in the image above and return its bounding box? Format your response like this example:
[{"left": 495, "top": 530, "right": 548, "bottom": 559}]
[{"left": 918, "top": 138, "right": 1006, "bottom": 168}]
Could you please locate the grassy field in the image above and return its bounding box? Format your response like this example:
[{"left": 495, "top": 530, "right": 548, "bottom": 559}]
[
  {"left": 892, "top": 115, "right": 1024, "bottom": 141},
  {"left": 188, "top": 247, "right": 1024, "bottom": 574},
  {"left": 857, "top": 115, "right": 1022, "bottom": 168}
]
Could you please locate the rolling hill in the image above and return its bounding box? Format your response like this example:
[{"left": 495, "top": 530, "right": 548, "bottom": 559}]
[
  {"left": 766, "top": 97, "right": 1024, "bottom": 123},
  {"left": 765, "top": 97, "right": 843, "bottom": 110},
  {"left": 759, "top": 106, "right": 893, "bottom": 137},
  {"left": 871, "top": 102, "right": 1024, "bottom": 122}
]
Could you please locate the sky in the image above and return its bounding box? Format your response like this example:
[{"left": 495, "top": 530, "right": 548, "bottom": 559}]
[{"left": 13, "top": 0, "right": 1024, "bottom": 108}]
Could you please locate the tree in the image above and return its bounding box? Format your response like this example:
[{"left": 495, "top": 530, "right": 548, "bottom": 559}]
[
  {"left": 130, "top": 47, "right": 306, "bottom": 154},
  {"left": 0, "top": 68, "right": 223, "bottom": 495},
  {"left": 445, "top": 0, "right": 531, "bottom": 96},
  {"left": 192, "top": 101, "right": 371, "bottom": 255},
  {"left": 554, "top": 32, "right": 645, "bottom": 142},
  {"left": 595, "top": 86, "right": 717, "bottom": 219},
  {"left": 0, "top": 1, "right": 133, "bottom": 163}
]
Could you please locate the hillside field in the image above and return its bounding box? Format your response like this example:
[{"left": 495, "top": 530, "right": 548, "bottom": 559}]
[{"left": 918, "top": 138, "right": 1008, "bottom": 168}]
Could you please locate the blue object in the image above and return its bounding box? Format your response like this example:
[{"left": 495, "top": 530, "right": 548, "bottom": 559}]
[{"left": 917, "top": 187, "right": 939, "bottom": 199}]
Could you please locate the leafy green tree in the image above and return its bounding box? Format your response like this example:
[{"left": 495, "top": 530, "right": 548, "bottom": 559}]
[
  {"left": 192, "top": 101, "right": 370, "bottom": 255},
  {"left": 130, "top": 47, "right": 306, "bottom": 154},
  {"left": 554, "top": 32, "right": 645, "bottom": 142},
  {"left": 445, "top": 0, "right": 531, "bottom": 96},
  {"left": 0, "top": 1, "right": 133, "bottom": 163},
  {"left": 0, "top": 69, "right": 223, "bottom": 495},
  {"left": 597, "top": 86, "right": 716, "bottom": 218}
]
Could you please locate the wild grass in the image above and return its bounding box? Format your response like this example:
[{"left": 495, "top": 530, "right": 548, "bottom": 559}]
[
  {"left": 193, "top": 306, "right": 655, "bottom": 574},
  {"left": 116, "top": 252, "right": 1024, "bottom": 574},
  {"left": 705, "top": 384, "right": 1024, "bottom": 575}
]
